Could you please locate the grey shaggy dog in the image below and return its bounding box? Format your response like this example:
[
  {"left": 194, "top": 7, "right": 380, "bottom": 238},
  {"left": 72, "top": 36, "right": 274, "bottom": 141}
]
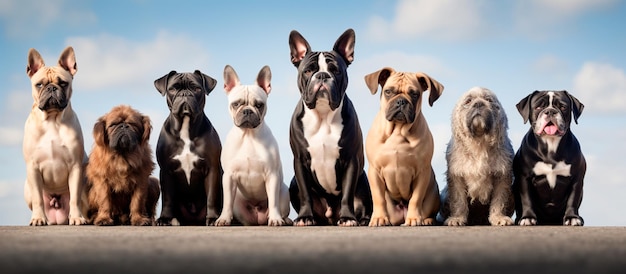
[{"left": 439, "top": 87, "right": 514, "bottom": 226}]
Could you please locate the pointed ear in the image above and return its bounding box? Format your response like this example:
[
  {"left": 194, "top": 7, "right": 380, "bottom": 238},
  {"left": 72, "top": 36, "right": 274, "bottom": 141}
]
[
  {"left": 141, "top": 114, "right": 152, "bottom": 145},
  {"left": 27, "top": 48, "right": 45, "bottom": 78},
  {"left": 58, "top": 46, "right": 77, "bottom": 76},
  {"left": 564, "top": 90, "right": 584, "bottom": 124},
  {"left": 289, "top": 30, "right": 311, "bottom": 68},
  {"left": 195, "top": 70, "right": 217, "bottom": 95},
  {"left": 364, "top": 67, "right": 394, "bottom": 95},
  {"left": 516, "top": 91, "right": 539, "bottom": 124},
  {"left": 223, "top": 65, "right": 241, "bottom": 93},
  {"left": 154, "top": 71, "right": 177, "bottom": 96},
  {"left": 93, "top": 117, "right": 107, "bottom": 147},
  {"left": 415, "top": 72, "right": 444, "bottom": 106},
  {"left": 333, "top": 28, "right": 355, "bottom": 66},
  {"left": 256, "top": 65, "right": 272, "bottom": 95}
]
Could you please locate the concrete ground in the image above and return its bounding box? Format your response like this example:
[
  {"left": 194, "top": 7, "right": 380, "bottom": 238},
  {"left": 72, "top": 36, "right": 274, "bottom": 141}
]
[{"left": 0, "top": 226, "right": 624, "bottom": 274}]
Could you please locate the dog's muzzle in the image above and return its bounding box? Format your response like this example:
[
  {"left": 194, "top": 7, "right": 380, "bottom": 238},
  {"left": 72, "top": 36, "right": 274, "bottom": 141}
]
[
  {"left": 172, "top": 92, "right": 199, "bottom": 117},
  {"left": 466, "top": 102, "right": 493, "bottom": 137},
  {"left": 386, "top": 97, "right": 415, "bottom": 123},
  {"left": 38, "top": 84, "right": 68, "bottom": 111},
  {"left": 304, "top": 71, "right": 341, "bottom": 110},
  {"left": 535, "top": 108, "right": 565, "bottom": 136},
  {"left": 110, "top": 125, "right": 139, "bottom": 154},
  {"left": 235, "top": 108, "right": 261, "bottom": 129}
]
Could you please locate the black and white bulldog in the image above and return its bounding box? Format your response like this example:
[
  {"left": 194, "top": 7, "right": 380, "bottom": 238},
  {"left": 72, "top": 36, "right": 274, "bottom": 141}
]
[
  {"left": 513, "top": 90, "right": 586, "bottom": 226},
  {"left": 288, "top": 29, "right": 372, "bottom": 226},
  {"left": 154, "top": 70, "right": 223, "bottom": 226}
]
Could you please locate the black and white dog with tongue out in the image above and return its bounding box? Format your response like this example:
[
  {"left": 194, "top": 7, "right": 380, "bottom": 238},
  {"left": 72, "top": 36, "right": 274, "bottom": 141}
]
[
  {"left": 513, "top": 90, "right": 586, "bottom": 226},
  {"left": 287, "top": 29, "right": 372, "bottom": 226}
]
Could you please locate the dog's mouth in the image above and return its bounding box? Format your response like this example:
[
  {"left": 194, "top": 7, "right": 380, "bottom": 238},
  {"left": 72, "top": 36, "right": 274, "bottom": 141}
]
[
  {"left": 537, "top": 121, "right": 564, "bottom": 136},
  {"left": 110, "top": 132, "right": 139, "bottom": 155}
]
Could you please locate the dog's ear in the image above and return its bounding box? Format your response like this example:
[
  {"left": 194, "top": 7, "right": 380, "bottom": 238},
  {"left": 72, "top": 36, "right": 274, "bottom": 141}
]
[
  {"left": 93, "top": 117, "right": 107, "bottom": 147},
  {"left": 27, "top": 48, "right": 45, "bottom": 78},
  {"left": 223, "top": 65, "right": 241, "bottom": 93},
  {"left": 58, "top": 46, "right": 77, "bottom": 76},
  {"left": 516, "top": 91, "right": 539, "bottom": 124},
  {"left": 141, "top": 114, "right": 152, "bottom": 145},
  {"left": 564, "top": 90, "right": 584, "bottom": 124},
  {"left": 194, "top": 70, "right": 217, "bottom": 95},
  {"left": 289, "top": 30, "right": 311, "bottom": 68},
  {"left": 256, "top": 65, "right": 272, "bottom": 95},
  {"left": 154, "top": 71, "right": 177, "bottom": 96},
  {"left": 364, "top": 67, "right": 394, "bottom": 95},
  {"left": 333, "top": 29, "right": 355, "bottom": 66},
  {"left": 415, "top": 72, "right": 444, "bottom": 107}
]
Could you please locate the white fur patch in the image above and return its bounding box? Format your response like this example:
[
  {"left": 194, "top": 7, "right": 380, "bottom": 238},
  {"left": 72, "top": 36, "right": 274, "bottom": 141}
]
[
  {"left": 532, "top": 161, "right": 571, "bottom": 189},
  {"left": 302, "top": 100, "right": 343, "bottom": 196},
  {"left": 172, "top": 117, "right": 201, "bottom": 185}
]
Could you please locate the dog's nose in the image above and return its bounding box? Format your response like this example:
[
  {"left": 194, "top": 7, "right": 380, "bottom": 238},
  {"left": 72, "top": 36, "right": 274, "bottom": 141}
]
[
  {"left": 315, "top": 72, "right": 331, "bottom": 81},
  {"left": 242, "top": 108, "right": 253, "bottom": 116},
  {"left": 473, "top": 101, "right": 484, "bottom": 108},
  {"left": 546, "top": 108, "right": 558, "bottom": 116},
  {"left": 396, "top": 99, "right": 408, "bottom": 107},
  {"left": 46, "top": 85, "right": 58, "bottom": 93}
]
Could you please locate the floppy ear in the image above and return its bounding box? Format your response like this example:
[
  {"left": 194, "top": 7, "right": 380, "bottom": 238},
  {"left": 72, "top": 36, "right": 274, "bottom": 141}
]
[
  {"left": 333, "top": 28, "right": 355, "bottom": 66},
  {"left": 93, "top": 117, "right": 107, "bottom": 147},
  {"left": 256, "top": 65, "right": 272, "bottom": 95},
  {"left": 58, "top": 46, "right": 77, "bottom": 76},
  {"left": 154, "top": 71, "right": 177, "bottom": 96},
  {"left": 223, "top": 65, "right": 241, "bottom": 93},
  {"left": 364, "top": 67, "right": 394, "bottom": 95},
  {"left": 27, "top": 48, "right": 45, "bottom": 78},
  {"left": 141, "top": 114, "right": 152, "bottom": 145},
  {"left": 289, "top": 30, "right": 311, "bottom": 68},
  {"left": 194, "top": 70, "right": 217, "bottom": 95},
  {"left": 516, "top": 91, "right": 539, "bottom": 124},
  {"left": 564, "top": 90, "right": 584, "bottom": 124},
  {"left": 415, "top": 72, "right": 444, "bottom": 106}
]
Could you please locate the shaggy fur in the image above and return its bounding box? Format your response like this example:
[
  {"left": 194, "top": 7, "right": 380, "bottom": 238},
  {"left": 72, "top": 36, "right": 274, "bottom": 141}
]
[
  {"left": 439, "top": 87, "right": 514, "bottom": 226},
  {"left": 86, "top": 105, "right": 159, "bottom": 226}
]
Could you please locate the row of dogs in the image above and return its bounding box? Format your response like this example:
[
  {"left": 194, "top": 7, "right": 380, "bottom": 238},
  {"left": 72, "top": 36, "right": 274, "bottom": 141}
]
[{"left": 22, "top": 29, "right": 586, "bottom": 227}]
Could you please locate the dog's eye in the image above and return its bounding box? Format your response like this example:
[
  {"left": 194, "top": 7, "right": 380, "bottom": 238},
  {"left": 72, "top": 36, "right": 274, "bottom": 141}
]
[
  {"left": 231, "top": 102, "right": 240, "bottom": 108},
  {"left": 255, "top": 103, "right": 265, "bottom": 109},
  {"left": 195, "top": 87, "right": 202, "bottom": 93},
  {"left": 35, "top": 83, "right": 43, "bottom": 89},
  {"left": 384, "top": 89, "right": 392, "bottom": 96},
  {"left": 485, "top": 96, "right": 493, "bottom": 103},
  {"left": 59, "top": 81, "right": 68, "bottom": 88},
  {"left": 463, "top": 98, "right": 472, "bottom": 105}
]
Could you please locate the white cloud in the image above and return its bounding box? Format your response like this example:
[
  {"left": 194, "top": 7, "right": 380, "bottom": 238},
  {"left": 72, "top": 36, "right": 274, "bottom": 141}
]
[
  {"left": 66, "top": 31, "right": 211, "bottom": 91},
  {"left": 367, "top": 0, "right": 487, "bottom": 41},
  {"left": 0, "top": 0, "right": 96, "bottom": 39},
  {"left": 573, "top": 62, "right": 626, "bottom": 114},
  {"left": 514, "top": 0, "right": 617, "bottom": 38}
]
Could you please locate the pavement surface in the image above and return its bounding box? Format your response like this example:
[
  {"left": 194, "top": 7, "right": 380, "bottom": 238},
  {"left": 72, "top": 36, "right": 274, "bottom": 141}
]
[{"left": 1, "top": 226, "right": 625, "bottom": 274}]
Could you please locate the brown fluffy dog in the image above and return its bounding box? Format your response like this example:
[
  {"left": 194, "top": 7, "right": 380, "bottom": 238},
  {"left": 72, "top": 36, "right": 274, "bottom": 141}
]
[{"left": 86, "top": 105, "right": 160, "bottom": 226}]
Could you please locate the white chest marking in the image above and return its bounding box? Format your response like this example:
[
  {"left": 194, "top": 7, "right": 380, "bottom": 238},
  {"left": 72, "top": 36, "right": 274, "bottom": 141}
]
[
  {"left": 172, "top": 117, "right": 200, "bottom": 185},
  {"left": 302, "top": 100, "right": 343, "bottom": 195},
  {"left": 532, "top": 161, "right": 571, "bottom": 189}
]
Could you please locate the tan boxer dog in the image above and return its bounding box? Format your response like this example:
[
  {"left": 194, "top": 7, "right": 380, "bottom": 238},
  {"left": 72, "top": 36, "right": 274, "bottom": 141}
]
[
  {"left": 23, "top": 47, "right": 87, "bottom": 226},
  {"left": 364, "top": 67, "right": 443, "bottom": 226}
]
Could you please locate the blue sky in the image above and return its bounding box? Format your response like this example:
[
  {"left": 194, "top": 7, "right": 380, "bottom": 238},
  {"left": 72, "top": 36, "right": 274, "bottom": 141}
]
[{"left": 1, "top": 0, "right": 625, "bottom": 226}]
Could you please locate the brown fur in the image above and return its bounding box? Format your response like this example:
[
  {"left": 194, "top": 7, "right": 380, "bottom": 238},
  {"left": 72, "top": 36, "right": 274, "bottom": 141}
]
[{"left": 86, "top": 105, "right": 159, "bottom": 226}]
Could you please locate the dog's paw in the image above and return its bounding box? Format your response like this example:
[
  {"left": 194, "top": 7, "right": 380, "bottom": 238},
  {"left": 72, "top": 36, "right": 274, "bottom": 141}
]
[
  {"left": 369, "top": 216, "right": 391, "bottom": 227},
  {"left": 337, "top": 217, "right": 358, "bottom": 227},
  {"left": 518, "top": 217, "right": 537, "bottom": 226},
  {"left": 403, "top": 217, "right": 428, "bottom": 226},
  {"left": 94, "top": 217, "right": 114, "bottom": 226},
  {"left": 215, "top": 217, "right": 232, "bottom": 226},
  {"left": 156, "top": 217, "right": 172, "bottom": 226},
  {"left": 564, "top": 217, "right": 583, "bottom": 226},
  {"left": 293, "top": 216, "right": 315, "bottom": 226},
  {"left": 268, "top": 217, "right": 286, "bottom": 226},
  {"left": 29, "top": 217, "right": 48, "bottom": 226},
  {"left": 489, "top": 215, "right": 514, "bottom": 226},
  {"left": 421, "top": 218, "right": 436, "bottom": 226},
  {"left": 444, "top": 216, "right": 467, "bottom": 226},
  {"left": 283, "top": 217, "right": 294, "bottom": 226},
  {"left": 131, "top": 217, "right": 153, "bottom": 226}
]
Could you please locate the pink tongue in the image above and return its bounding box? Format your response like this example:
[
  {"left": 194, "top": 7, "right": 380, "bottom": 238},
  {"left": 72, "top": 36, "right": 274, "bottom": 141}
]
[{"left": 544, "top": 125, "right": 558, "bottom": 135}]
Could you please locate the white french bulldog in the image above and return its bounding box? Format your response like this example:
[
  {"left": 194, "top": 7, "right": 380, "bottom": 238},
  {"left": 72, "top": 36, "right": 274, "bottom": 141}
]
[{"left": 215, "top": 65, "right": 292, "bottom": 226}]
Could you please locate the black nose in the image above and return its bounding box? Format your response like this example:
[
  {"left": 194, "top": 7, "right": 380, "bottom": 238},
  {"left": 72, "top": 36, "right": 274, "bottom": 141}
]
[
  {"left": 396, "top": 98, "right": 408, "bottom": 107},
  {"left": 546, "top": 108, "right": 558, "bottom": 116},
  {"left": 473, "top": 101, "right": 484, "bottom": 108},
  {"left": 315, "top": 72, "right": 331, "bottom": 81},
  {"left": 46, "top": 85, "right": 58, "bottom": 93},
  {"left": 243, "top": 109, "right": 253, "bottom": 116}
]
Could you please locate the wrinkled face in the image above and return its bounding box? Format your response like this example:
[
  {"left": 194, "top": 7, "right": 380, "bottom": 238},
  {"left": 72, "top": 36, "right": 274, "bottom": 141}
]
[
  {"left": 380, "top": 73, "right": 425, "bottom": 124},
  {"left": 529, "top": 91, "right": 571, "bottom": 137},
  {"left": 297, "top": 51, "right": 348, "bottom": 111},
  {"left": 228, "top": 86, "right": 267, "bottom": 129},
  {"left": 97, "top": 106, "right": 149, "bottom": 155},
  {"left": 164, "top": 73, "right": 207, "bottom": 118},
  {"left": 455, "top": 87, "right": 503, "bottom": 137},
  {"left": 31, "top": 67, "right": 73, "bottom": 112}
]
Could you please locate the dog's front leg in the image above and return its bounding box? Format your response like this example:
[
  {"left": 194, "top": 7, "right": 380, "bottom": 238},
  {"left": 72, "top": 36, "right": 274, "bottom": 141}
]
[
  {"left": 338, "top": 162, "right": 358, "bottom": 226},
  {"left": 292, "top": 161, "right": 316, "bottom": 226},
  {"left": 67, "top": 162, "right": 86, "bottom": 225},
  {"left": 266, "top": 173, "right": 286, "bottom": 226},
  {"left": 487, "top": 174, "right": 514, "bottom": 226},
  {"left": 445, "top": 173, "right": 469, "bottom": 226},
  {"left": 215, "top": 173, "right": 236, "bottom": 226},
  {"left": 205, "top": 166, "right": 222, "bottom": 226},
  {"left": 157, "top": 170, "right": 176, "bottom": 226},
  {"left": 25, "top": 168, "right": 47, "bottom": 226},
  {"left": 405, "top": 168, "right": 432, "bottom": 226},
  {"left": 368, "top": 167, "right": 390, "bottom": 226},
  {"left": 564, "top": 173, "right": 585, "bottom": 226},
  {"left": 515, "top": 174, "right": 537, "bottom": 226},
  {"left": 129, "top": 182, "right": 151, "bottom": 226}
]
